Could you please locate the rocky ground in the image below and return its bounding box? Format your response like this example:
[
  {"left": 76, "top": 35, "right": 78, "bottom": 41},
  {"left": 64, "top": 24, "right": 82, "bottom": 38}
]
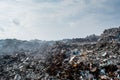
[{"left": 0, "top": 27, "right": 120, "bottom": 80}]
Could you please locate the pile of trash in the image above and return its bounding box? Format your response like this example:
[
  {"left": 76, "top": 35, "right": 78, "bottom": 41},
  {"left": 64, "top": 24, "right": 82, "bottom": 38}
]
[
  {"left": 0, "top": 53, "right": 49, "bottom": 80},
  {"left": 46, "top": 41, "right": 120, "bottom": 80},
  {"left": 45, "top": 27, "right": 120, "bottom": 80},
  {"left": 0, "top": 27, "right": 120, "bottom": 80},
  {"left": 99, "top": 27, "right": 120, "bottom": 42}
]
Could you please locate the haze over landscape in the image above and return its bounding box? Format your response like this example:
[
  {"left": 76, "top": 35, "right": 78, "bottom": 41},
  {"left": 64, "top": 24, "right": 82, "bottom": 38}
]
[
  {"left": 0, "top": 0, "right": 120, "bottom": 40},
  {"left": 0, "top": 0, "right": 120, "bottom": 79}
]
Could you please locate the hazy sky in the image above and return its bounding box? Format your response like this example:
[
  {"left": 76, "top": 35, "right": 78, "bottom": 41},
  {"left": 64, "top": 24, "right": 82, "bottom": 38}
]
[{"left": 0, "top": 0, "right": 120, "bottom": 40}]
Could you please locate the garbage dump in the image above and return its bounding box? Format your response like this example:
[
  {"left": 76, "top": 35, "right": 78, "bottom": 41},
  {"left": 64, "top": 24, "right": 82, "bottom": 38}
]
[
  {"left": 0, "top": 53, "right": 48, "bottom": 80},
  {"left": 0, "top": 27, "right": 120, "bottom": 80},
  {"left": 45, "top": 27, "right": 120, "bottom": 80},
  {"left": 46, "top": 41, "right": 120, "bottom": 80}
]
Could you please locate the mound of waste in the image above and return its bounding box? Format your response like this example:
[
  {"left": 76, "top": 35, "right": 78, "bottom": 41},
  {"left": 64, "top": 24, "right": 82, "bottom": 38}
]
[
  {"left": 0, "top": 27, "right": 120, "bottom": 80},
  {"left": 45, "top": 27, "right": 120, "bottom": 80},
  {"left": 0, "top": 53, "right": 49, "bottom": 80},
  {"left": 46, "top": 41, "right": 120, "bottom": 80}
]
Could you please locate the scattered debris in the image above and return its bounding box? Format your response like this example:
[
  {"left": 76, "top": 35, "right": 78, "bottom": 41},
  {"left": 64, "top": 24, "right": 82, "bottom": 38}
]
[{"left": 0, "top": 27, "right": 120, "bottom": 79}]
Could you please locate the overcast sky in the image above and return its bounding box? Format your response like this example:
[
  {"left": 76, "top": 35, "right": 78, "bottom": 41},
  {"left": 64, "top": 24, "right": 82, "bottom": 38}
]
[{"left": 0, "top": 0, "right": 120, "bottom": 40}]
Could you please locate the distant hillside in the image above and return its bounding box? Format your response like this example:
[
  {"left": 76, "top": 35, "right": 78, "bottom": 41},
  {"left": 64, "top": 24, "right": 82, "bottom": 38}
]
[{"left": 63, "top": 34, "right": 99, "bottom": 43}]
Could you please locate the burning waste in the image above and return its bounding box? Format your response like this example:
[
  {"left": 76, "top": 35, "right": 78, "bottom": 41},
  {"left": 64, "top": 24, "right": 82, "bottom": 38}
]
[{"left": 0, "top": 27, "right": 120, "bottom": 80}]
